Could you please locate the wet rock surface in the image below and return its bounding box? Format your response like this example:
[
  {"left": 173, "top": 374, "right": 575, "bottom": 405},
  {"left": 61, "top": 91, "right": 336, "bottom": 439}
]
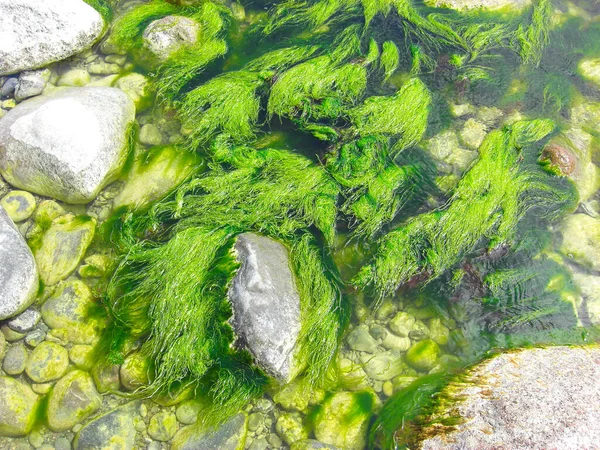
[
  {"left": 0, "top": 0, "right": 105, "bottom": 75},
  {"left": 419, "top": 346, "right": 600, "bottom": 450},
  {"left": 0, "top": 377, "right": 39, "bottom": 437},
  {"left": 228, "top": 233, "right": 302, "bottom": 383},
  {"left": 143, "top": 15, "right": 199, "bottom": 61},
  {"left": 0, "top": 206, "right": 38, "bottom": 320},
  {"left": 0, "top": 87, "right": 135, "bottom": 203},
  {"left": 172, "top": 413, "right": 247, "bottom": 450},
  {"left": 73, "top": 401, "right": 139, "bottom": 450}
]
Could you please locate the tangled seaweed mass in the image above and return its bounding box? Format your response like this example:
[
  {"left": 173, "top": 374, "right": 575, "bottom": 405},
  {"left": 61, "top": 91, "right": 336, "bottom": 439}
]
[{"left": 72, "top": 0, "right": 599, "bottom": 447}]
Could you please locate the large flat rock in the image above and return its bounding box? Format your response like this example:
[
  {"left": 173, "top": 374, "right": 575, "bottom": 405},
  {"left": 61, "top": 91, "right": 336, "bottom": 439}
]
[
  {"left": 228, "top": 233, "right": 301, "bottom": 382},
  {"left": 0, "top": 87, "right": 135, "bottom": 204},
  {"left": 419, "top": 346, "right": 600, "bottom": 449},
  {"left": 0, "top": 0, "right": 105, "bottom": 76},
  {"left": 0, "top": 206, "right": 38, "bottom": 320}
]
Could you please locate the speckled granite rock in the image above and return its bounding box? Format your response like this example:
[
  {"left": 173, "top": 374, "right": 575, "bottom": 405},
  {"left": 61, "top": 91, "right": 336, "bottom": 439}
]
[
  {"left": 419, "top": 346, "right": 600, "bottom": 449},
  {"left": 0, "top": 0, "right": 105, "bottom": 75},
  {"left": 0, "top": 87, "right": 135, "bottom": 203}
]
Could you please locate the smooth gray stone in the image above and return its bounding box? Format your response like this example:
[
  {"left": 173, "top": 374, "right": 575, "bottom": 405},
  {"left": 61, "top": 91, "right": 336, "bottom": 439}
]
[
  {"left": 0, "top": 206, "right": 38, "bottom": 320},
  {"left": 228, "top": 233, "right": 301, "bottom": 382}
]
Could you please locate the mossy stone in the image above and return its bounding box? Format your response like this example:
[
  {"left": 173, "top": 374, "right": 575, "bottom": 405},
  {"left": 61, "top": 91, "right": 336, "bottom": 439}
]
[
  {"left": 57, "top": 69, "right": 91, "bottom": 87},
  {"left": 2, "top": 342, "right": 28, "bottom": 375},
  {"left": 73, "top": 401, "right": 138, "bottom": 450},
  {"left": 388, "top": 312, "right": 415, "bottom": 337},
  {"left": 119, "top": 351, "right": 151, "bottom": 391},
  {"left": 314, "top": 390, "right": 378, "bottom": 450},
  {"left": 273, "top": 378, "right": 310, "bottom": 412},
  {"left": 0, "top": 376, "right": 40, "bottom": 437},
  {"left": 171, "top": 413, "right": 247, "bottom": 450},
  {"left": 92, "top": 362, "right": 121, "bottom": 393},
  {"left": 148, "top": 411, "right": 178, "bottom": 441},
  {"left": 0, "top": 191, "right": 36, "bottom": 222},
  {"left": 69, "top": 345, "right": 94, "bottom": 370},
  {"left": 175, "top": 400, "right": 201, "bottom": 425},
  {"left": 428, "top": 318, "right": 450, "bottom": 346},
  {"left": 362, "top": 349, "right": 405, "bottom": 381},
  {"left": 115, "top": 73, "right": 151, "bottom": 110},
  {"left": 41, "top": 280, "right": 104, "bottom": 344},
  {"left": 47, "top": 370, "right": 102, "bottom": 432},
  {"left": 113, "top": 145, "right": 200, "bottom": 211},
  {"left": 560, "top": 214, "right": 600, "bottom": 271},
  {"left": 275, "top": 412, "right": 309, "bottom": 445},
  {"left": 33, "top": 214, "right": 96, "bottom": 286},
  {"left": 578, "top": 58, "right": 600, "bottom": 87},
  {"left": 139, "top": 124, "right": 163, "bottom": 146},
  {"left": 25, "top": 341, "right": 69, "bottom": 382},
  {"left": 405, "top": 339, "right": 441, "bottom": 372}
]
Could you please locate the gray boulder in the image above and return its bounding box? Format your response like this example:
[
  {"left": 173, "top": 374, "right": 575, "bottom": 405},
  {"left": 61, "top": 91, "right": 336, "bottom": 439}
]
[
  {"left": 143, "top": 15, "right": 199, "bottom": 61},
  {"left": 0, "top": 206, "right": 38, "bottom": 320},
  {"left": 419, "top": 346, "right": 600, "bottom": 449},
  {"left": 228, "top": 233, "right": 301, "bottom": 383},
  {"left": 0, "top": 0, "right": 105, "bottom": 75},
  {"left": 0, "top": 87, "right": 135, "bottom": 203}
]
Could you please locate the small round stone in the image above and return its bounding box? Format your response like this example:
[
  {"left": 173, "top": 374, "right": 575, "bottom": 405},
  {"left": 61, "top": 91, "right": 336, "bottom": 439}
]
[
  {"left": 54, "top": 437, "right": 72, "bottom": 450},
  {"left": 148, "top": 411, "right": 177, "bottom": 441},
  {"left": 32, "top": 383, "right": 53, "bottom": 395},
  {"left": 139, "top": 123, "right": 163, "bottom": 146},
  {"left": 26, "top": 341, "right": 69, "bottom": 382},
  {"left": 57, "top": 69, "right": 91, "bottom": 87},
  {"left": 68, "top": 344, "right": 94, "bottom": 370},
  {"left": 8, "top": 308, "right": 41, "bottom": 333},
  {"left": 3, "top": 342, "right": 28, "bottom": 375},
  {"left": 29, "top": 429, "right": 44, "bottom": 447},
  {"left": 2, "top": 324, "right": 26, "bottom": 342},
  {"left": 0, "top": 191, "right": 36, "bottom": 222},
  {"left": 175, "top": 400, "right": 201, "bottom": 425}
]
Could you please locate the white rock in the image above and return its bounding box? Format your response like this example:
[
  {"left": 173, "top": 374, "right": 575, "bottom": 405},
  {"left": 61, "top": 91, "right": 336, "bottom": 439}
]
[
  {"left": 228, "top": 233, "right": 301, "bottom": 382},
  {"left": 143, "top": 16, "right": 199, "bottom": 61},
  {"left": 0, "top": 87, "right": 135, "bottom": 204},
  {"left": 0, "top": 206, "right": 38, "bottom": 320},
  {"left": 0, "top": 0, "right": 105, "bottom": 76}
]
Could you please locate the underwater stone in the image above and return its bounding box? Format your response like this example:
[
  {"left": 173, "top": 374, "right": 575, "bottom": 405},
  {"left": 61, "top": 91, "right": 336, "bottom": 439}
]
[
  {"left": 33, "top": 214, "right": 96, "bottom": 286},
  {"left": 388, "top": 311, "right": 416, "bottom": 337},
  {"left": 115, "top": 73, "right": 151, "bottom": 110},
  {"left": 381, "top": 333, "right": 411, "bottom": 351},
  {"left": 290, "top": 440, "right": 342, "bottom": 450},
  {"left": 560, "top": 214, "right": 600, "bottom": 271},
  {"left": 2, "top": 342, "right": 28, "bottom": 375},
  {"left": 0, "top": 0, "right": 105, "bottom": 76},
  {"left": 0, "top": 206, "right": 38, "bottom": 320},
  {"left": 148, "top": 411, "right": 178, "bottom": 441},
  {"left": 143, "top": 15, "right": 199, "bottom": 61},
  {"left": 273, "top": 378, "right": 310, "bottom": 412},
  {"left": 41, "top": 280, "right": 102, "bottom": 344},
  {"left": 26, "top": 341, "right": 69, "bottom": 382},
  {"left": 428, "top": 317, "right": 450, "bottom": 346},
  {"left": 119, "top": 352, "right": 151, "bottom": 391},
  {"left": 1, "top": 190, "right": 36, "bottom": 222},
  {"left": 0, "top": 87, "right": 135, "bottom": 204},
  {"left": 92, "top": 362, "right": 121, "bottom": 394},
  {"left": 424, "top": 0, "right": 531, "bottom": 12},
  {"left": 176, "top": 400, "right": 201, "bottom": 425},
  {"left": 172, "top": 413, "right": 247, "bottom": 450},
  {"left": 314, "top": 391, "right": 378, "bottom": 450},
  {"left": 14, "top": 69, "right": 50, "bottom": 102},
  {"left": 47, "top": 370, "right": 102, "bottom": 432},
  {"left": 405, "top": 339, "right": 441, "bottom": 372},
  {"left": 578, "top": 58, "right": 600, "bottom": 88},
  {"left": 459, "top": 118, "right": 487, "bottom": 150},
  {"left": 276, "top": 412, "right": 309, "bottom": 445},
  {"left": 139, "top": 123, "right": 163, "bottom": 146},
  {"left": 228, "top": 233, "right": 302, "bottom": 383},
  {"left": 57, "top": 69, "right": 92, "bottom": 87},
  {"left": 419, "top": 346, "right": 600, "bottom": 449},
  {"left": 7, "top": 308, "right": 40, "bottom": 333},
  {"left": 347, "top": 325, "right": 379, "bottom": 353},
  {"left": 73, "top": 401, "right": 139, "bottom": 450},
  {"left": 0, "top": 376, "right": 39, "bottom": 437},
  {"left": 362, "top": 349, "right": 406, "bottom": 381}
]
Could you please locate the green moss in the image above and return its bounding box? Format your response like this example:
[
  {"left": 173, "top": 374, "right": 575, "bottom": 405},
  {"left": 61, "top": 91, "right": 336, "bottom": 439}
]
[{"left": 84, "top": 0, "right": 113, "bottom": 23}]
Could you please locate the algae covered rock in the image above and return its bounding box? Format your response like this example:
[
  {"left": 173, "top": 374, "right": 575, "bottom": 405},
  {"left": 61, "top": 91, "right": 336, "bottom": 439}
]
[
  {"left": 405, "top": 339, "right": 441, "bottom": 372},
  {"left": 114, "top": 146, "right": 199, "bottom": 211},
  {"left": 362, "top": 349, "right": 406, "bottom": 381},
  {"left": 276, "top": 412, "right": 309, "bottom": 445},
  {"left": 0, "top": 206, "right": 38, "bottom": 320},
  {"left": 33, "top": 214, "right": 96, "bottom": 286},
  {"left": 172, "top": 413, "right": 247, "bottom": 450},
  {"left": 291, "top": 441, "right": 342, "bottom": 450},
  {"left": 115, "top": 73, "right": 152, "bottom": 110},
  {"left": 419, "top": 346, "right": 600, "bottom": 449},
  {"left": 73, "top": 401, "right": 139, "bottom": 450},
  {"left": 228, "top": 233, "right": 302, "bottom": 382},
  {"left": 47, "top": 370, "right": 102, "bottom": 432},
  {"left": 148, "top": 411, "right": 178, "bottom": 441},
  {"left": 0, "top": 0, "right": 105, "bottom": 75},
  {"left": 143, "top": 15, "right": 200, "bottom": 61},
  {"left": 25, "top": 341, "right": 69, "bottom": 382},
  {"left": 0, "top": 376, "right": 40, "bottom": 437},
  {"left": 41, "top": 280, "right": 103, "bottom": 344},
  {"left": 314, "top": 390, "right": 378, "bottom": 450},
  {"left": 0, "top": 87, "right": 135, "bottom": 203},
  {"left": 560, "top": 214, "right": 600, "bottom": 271},
  {"left": 0, "top": 190, "right": 36, "bottom": 222},
  {"left": 579, "top": 58, "right": 600, "bottom": 88},
  {"left": 119, "top": 351, "right": 151, "bottom": 391}
]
